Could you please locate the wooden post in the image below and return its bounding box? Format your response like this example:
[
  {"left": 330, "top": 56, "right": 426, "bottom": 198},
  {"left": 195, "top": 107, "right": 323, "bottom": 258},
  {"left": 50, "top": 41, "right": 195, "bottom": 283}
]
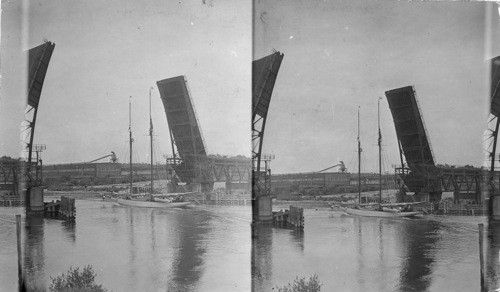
[
  {"left": 16, "top": 215, "right": 22, "bottom": 291},
  {"left": 479, "top": 223, "right": 485, "bottom": 291}
]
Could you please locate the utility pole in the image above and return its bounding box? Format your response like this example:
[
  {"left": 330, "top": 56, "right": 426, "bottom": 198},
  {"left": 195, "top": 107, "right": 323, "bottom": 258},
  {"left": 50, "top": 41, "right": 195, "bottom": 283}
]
[
  {"left": 378, "top": 97, "right": 382, "bottom": 205},
  {"left": 129, "top": 96, "right": 133, "bottom": 196},
  {"left": 16, "top": 215, "right": 22, "bottom": 291},
  {"left": 358, "top": 107, "right": 362, "bottom": 204},
  {"left": 149, "top": 87, "right": 154, "bottom": 199}
]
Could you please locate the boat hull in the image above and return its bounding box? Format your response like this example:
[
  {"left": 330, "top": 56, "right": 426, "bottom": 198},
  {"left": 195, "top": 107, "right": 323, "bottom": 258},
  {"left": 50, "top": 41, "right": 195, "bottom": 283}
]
[
  {"left": 341, "top": 207, "right": 420, "bottom": 218},
  {"left": 116, "top": 198, "right": 191, "bottom": 208}
]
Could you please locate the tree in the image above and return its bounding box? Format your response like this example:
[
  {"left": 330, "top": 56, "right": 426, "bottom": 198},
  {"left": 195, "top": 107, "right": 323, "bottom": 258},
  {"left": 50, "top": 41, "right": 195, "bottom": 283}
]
[
  {"left": 275, "top": 275, "right": 322, "bottom": 292},
  {"left": 49, "top": 265, "right": 107, "bottom": 292}
]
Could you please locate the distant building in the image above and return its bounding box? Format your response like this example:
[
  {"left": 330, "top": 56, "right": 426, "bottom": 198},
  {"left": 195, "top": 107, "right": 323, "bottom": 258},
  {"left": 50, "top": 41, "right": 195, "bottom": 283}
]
[
  {"left": 271, "top": 171, "right": 396, "bottom": 193},
  {"left": 271, "top": 172, "right": 350, "bottom": 192},
  {"left": 43, "top": 162, "right": 168, "bottom": 188}
]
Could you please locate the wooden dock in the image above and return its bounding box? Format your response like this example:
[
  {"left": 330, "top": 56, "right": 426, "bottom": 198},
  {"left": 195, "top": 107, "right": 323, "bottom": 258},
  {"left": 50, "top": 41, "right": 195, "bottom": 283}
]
[
  {"left": 273, "top": 206, "right": 304, "bottom": 229},
  {"left": 439, "top": 203, "right": 486, "bottom": 216},
  {"left": 44, "top": 196, "right": 76, "bottom": 220},
  {"left": 205, "top": 198, "right": 250, "bottom": 205},
  {"left": 0, "top": 195, "right": 24, "bottom": 207}
]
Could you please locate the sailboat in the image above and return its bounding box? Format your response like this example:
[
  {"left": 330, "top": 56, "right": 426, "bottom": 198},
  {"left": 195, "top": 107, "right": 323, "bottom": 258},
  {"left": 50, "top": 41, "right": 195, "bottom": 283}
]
[
  {"left": 340, "top": 99, "right": 420, "bottom": 218},
  {"left": 116, "top": 90, "right": 191, "bottom": 209}
]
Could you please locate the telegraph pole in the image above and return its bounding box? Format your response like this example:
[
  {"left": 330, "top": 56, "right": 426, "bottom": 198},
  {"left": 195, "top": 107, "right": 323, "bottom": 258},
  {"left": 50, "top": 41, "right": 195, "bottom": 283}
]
[
  {"left": 129, "top": 96, "right": 133, "bottom": 196},
  {"left": 149, "top": 87, "right": 154, "bottom": 199}
]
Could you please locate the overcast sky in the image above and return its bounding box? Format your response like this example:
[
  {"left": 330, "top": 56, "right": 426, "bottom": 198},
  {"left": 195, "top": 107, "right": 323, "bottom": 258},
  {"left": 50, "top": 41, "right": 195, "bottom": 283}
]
[
  {"left": 254, "top": 0, "right": 500, "bottom": 174},
  {"left": 1, "top": 0, "right": 251, "bottom": 164}
]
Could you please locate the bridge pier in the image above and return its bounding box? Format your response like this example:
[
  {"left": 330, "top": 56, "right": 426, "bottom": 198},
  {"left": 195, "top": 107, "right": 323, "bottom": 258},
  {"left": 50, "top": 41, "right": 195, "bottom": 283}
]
[
  {"left": 25, "top": 186, "right": 44, "bottom": 213},
  {"left": 489, "top": 194, "right": 500, "bottom": 221},
  {"left": 256, "top": 196, "right": 273, "bottom": 221},
  {"left": 255, "top": 196, "right": 273, "bottom": 222}
]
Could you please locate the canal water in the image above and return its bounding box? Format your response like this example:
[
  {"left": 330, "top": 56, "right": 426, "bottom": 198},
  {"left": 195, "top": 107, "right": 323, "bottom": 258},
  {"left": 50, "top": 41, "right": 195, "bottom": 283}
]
[
  {"left": 0, "top": 199, "right": 251, "bottom": 291},
  {"left": 252, "top": 207, "right": 500, "bottom": 292},
  {"left": 2, "top": 200, "right": 500, "bottom": 291}
]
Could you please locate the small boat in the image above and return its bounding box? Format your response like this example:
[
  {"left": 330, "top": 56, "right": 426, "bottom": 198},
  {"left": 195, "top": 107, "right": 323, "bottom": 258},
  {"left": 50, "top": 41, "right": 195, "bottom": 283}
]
[
  {"left": 117, "top": 198, "right": 191, "bottom": 208},
  {"left": 340, "top": 206, "right": 420, "bottom": 218},
  {"left": 341, "top": 100, "right": 421, "bottom": 218},
  {"left": 116, "top": 91, "right": 192, "bottom": 209}
]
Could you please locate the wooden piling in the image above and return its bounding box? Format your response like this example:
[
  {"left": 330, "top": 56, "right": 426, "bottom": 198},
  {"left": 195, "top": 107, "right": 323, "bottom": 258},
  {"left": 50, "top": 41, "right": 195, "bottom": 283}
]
[
  {"left": 16, "top": 215, "right": 22, "bottom": 292},
  {"left": 60, "top": 196, "right": 76, "bottom": 220},
  {"left": 479, "top": 223, "right": 485, "bottom": 291}
]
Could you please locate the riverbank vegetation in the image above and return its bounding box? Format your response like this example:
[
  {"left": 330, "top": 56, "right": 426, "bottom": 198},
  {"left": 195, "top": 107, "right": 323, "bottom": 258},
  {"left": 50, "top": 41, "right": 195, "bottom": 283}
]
[
  {"left": 275, "top": 275, "right": 322, "bottom": 292},
  {"left": 49, "top": 265, "right": 107, "bottom": 292}
]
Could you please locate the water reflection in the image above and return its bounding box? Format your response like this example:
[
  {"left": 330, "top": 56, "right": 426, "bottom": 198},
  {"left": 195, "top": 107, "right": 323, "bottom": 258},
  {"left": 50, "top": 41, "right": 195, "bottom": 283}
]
[
  {"left": 23, "top": 214, "right": 45, "bottom": 291},
  {"left": 250, "top": 210, "right": 485, "bottom": 291},
  {"left": 252, "top": 224, "right": 305, "bottom": 291},
  {"left": 126, "top": 208, "right": 138, "bottom": 285},
  {"left": 252, "top": 225, "right": 273, "bottom": 290},
  {"left": 121, "top": 207, "right": 213, "bottom": 291},
  {"left": 377, "top": 221, "right": 388, "bottom": 292},
  {"left": 290, "top": 229, "right": 304, "bottom": 253},
  {"left": 61, "top": 220, "right": 75, "bottom": 242},
  {"left": 0, "top": 203, "right": 250, "bottom": 291},
  {"left": 486, "top": 223, "right": 500, "bottom": 290},
  {"left": 167, "top": 210, "right": 210, "bottom": 291},
  {"left": 396, "top": 220, "right": 439, "bottom": 292},
  {"left": 351, "top": 217, "right": 441, "bottom": 291},
  {"left": 355, "top": 219, "right": 366, "bottom": 291}
]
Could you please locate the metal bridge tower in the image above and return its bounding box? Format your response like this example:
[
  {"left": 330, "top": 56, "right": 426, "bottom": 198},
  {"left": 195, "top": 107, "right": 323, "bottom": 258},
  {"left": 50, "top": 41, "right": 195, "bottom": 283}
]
[
  {"left": 252, "top": 51, "right": 284, "bottom": 222},
  {"left": 487, "top": 56, "right": 500, "bottom": 220},
  {"left": 24, "top": 41, "right": 55, "bottom": 183},
  {"left": 23, "top": 40, "right": 55, "bottom": 211}
]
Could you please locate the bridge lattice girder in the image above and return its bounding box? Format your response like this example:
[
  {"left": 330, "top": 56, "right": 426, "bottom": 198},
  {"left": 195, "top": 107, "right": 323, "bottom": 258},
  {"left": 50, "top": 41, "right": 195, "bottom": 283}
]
[
  {"left": 195, "top": 156, "right": 251, "bottom": 183},
  {"left": 397, "top": 165, "right": 483, "bottom": 194},
  {"left": 0, "top": 160, "right": 20, "bottom": 191}
]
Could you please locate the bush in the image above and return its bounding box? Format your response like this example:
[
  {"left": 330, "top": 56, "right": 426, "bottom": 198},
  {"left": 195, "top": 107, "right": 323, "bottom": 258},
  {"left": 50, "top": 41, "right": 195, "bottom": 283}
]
[
  {"left": 275, "top": 275, "right": 322, "bottom": 292},
  {"left": 49, "top": 265, "right": 107, "bottom": 292}
]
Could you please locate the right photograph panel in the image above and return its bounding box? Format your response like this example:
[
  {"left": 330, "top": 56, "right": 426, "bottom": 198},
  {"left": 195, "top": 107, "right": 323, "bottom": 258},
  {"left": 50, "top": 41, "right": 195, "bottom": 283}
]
[{"left": 252, "top": 1, "right": 500, "bottom": 291}]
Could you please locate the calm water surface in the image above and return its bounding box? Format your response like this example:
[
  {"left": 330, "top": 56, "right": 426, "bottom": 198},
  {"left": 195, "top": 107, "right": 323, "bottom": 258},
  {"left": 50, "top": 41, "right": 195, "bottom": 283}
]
[
  {"left": 0, "top": 198, "right": 250, "bottom": 291},
  {"left": 253, "top": 207, "right": 500, "bottom": 292},
  {"left": 4, "top": 200, "right": 500, "bottom": 291}
]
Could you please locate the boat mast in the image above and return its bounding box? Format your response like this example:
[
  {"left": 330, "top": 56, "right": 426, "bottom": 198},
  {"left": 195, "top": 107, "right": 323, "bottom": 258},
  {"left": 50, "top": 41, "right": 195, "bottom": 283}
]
[
  {"left": 149, "top": 87, "right": 154, "bottom": 199},
  {"left": 358, "top": 106, "right": 361, "bottom": 205},
  {"left": 378, "top": 97, "right": 382, "bottom": 205},
  {"left": 129, "top": 96, "right": 133, "bottom": 196}
]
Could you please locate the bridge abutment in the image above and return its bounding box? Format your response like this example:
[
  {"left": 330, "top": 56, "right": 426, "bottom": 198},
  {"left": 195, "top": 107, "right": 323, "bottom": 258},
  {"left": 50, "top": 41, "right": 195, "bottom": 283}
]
[{"left": 25, "top": 186, "right": 44, "bottom": 213}]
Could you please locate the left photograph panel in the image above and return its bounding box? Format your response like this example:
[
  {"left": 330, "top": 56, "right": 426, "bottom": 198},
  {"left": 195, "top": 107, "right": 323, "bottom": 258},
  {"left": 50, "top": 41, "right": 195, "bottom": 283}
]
[{"left": 0, "top": 1, "right": 251, "bottom": 291}]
